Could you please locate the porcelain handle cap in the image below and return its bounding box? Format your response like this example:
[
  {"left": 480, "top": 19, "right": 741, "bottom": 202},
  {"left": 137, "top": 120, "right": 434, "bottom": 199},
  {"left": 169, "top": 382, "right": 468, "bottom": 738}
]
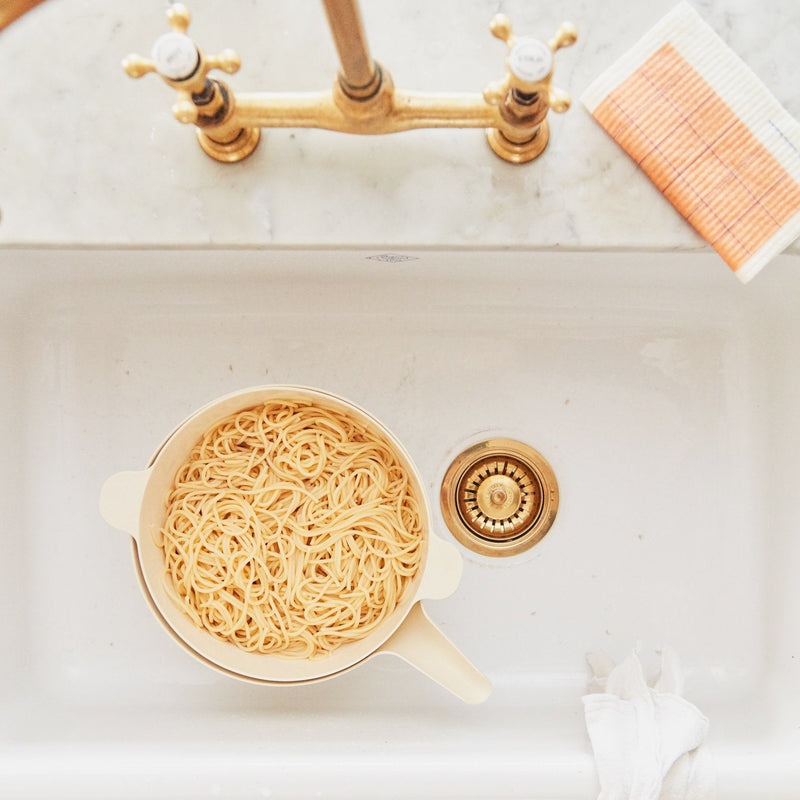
[
  {"left": 151, "top": 32, "right": 200, "bottom": 81},
  {"left": 508, "top": 38, "right": 553, "bottom": 83}
]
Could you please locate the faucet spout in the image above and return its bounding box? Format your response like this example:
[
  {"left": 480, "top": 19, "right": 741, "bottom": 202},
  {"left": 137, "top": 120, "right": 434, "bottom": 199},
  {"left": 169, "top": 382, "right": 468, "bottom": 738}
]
[{"left": 320, "top": 0, "right": 381, "bottom": 99}]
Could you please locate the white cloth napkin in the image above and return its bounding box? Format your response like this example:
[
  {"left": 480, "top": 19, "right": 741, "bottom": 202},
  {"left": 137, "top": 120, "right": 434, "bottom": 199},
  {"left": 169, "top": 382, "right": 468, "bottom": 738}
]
[{"left": 582, "top": 648, "right": 716, "bottom": 800}]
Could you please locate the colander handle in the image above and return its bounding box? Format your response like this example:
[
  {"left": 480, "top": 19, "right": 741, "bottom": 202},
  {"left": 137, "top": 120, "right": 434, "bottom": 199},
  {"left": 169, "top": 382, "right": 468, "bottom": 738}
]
[
  {"left": 416, "top": 533, "right": 463, "bottom": 600},
  {"left": 379, "top": 602, "right": 491, "bottom": 704},
  {"left": 99, "top": 469, "right": 151, "bottom": 540}
]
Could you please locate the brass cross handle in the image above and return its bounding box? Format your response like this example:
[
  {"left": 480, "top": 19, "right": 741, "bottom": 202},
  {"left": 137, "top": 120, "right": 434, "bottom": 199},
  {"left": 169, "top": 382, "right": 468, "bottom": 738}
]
[
  {"left": 484, "top": 14, "right": 577, "bottom": 112},
  {"left": 121, "top": 3, "right": 241, "bottom": 125}
]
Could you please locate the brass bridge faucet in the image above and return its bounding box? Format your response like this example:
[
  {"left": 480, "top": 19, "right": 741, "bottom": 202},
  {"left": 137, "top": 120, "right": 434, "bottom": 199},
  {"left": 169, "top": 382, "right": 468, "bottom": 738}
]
[{"left": 123, "top": 2, "right": 576, "bottom": 164}]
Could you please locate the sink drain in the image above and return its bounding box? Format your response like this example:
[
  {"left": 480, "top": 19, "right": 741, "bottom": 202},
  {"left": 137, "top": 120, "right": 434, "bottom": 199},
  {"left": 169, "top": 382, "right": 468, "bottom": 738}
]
[{"left": 440, "top": 438, "right": 558, "bottom": 557}]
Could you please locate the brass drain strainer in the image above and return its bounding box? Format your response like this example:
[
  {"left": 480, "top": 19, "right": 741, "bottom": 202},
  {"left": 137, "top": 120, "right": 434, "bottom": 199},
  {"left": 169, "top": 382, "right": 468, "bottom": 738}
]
[{"left": 440, "top": 438, "right": 558, "bottom": 557}]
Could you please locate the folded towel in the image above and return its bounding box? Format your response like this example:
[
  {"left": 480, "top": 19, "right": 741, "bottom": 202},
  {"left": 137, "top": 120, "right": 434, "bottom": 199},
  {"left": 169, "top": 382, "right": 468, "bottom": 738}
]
[
  {"left": 581, "top": 2, "right": 800, "bottom": 283},
  {"left": 583, "top": 647, "right": 715, "bottom": 800}
]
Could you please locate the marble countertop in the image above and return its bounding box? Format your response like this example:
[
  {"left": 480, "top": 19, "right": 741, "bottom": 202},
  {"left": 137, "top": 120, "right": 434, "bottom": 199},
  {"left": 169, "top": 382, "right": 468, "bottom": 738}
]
[{"left": 1, "top": 0, "right": 798, "bottom": 255}]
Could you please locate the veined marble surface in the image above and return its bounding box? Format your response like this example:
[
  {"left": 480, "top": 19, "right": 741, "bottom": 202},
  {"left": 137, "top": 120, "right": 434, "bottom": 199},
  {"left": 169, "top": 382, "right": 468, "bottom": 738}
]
[{"left": 1, "top": 0, "right": 798, "bottom": 254}]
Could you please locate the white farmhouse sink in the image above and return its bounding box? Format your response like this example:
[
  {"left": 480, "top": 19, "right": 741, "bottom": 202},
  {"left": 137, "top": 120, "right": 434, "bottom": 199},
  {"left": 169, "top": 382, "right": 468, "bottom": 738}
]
[{"left": 1, "top": 248, "right": 799, "bottom": 798}]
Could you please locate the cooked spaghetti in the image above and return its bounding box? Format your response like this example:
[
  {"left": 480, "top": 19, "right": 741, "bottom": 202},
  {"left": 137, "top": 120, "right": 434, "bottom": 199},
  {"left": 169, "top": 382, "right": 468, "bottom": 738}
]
[{"left": 156, "top": 400, "right": 424, "bottom": 659}]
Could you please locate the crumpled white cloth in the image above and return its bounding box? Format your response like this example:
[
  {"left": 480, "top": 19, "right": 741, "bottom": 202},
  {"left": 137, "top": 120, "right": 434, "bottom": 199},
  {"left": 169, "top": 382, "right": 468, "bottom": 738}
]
[{"left": 582, "top": 647, "right": 716, "bottom": 800}]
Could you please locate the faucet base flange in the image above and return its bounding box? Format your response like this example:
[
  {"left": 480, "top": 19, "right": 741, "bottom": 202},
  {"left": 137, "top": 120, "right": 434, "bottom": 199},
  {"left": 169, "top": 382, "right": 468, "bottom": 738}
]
[
  {"left": 486, "top": 120, "right": 549, "bottom": 164},
  {"left": 197, "top": 126, "right": 261, "bottom": 163}
]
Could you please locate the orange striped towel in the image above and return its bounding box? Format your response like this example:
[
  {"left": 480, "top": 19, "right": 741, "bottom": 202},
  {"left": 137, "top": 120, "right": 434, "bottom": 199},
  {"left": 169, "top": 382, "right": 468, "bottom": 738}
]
[{"left": 581, "top": 2, "right": 800, "bottom": 283}]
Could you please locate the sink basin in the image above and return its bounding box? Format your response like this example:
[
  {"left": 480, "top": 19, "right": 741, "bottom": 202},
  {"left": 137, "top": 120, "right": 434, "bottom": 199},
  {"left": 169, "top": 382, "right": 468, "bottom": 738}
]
[{"left": 2, "top": 247, "right": 799, "bottom": 798}]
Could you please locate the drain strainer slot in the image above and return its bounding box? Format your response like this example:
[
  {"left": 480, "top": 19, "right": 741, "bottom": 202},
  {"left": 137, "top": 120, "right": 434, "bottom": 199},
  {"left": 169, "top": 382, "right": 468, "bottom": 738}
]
[{"left": 441, "top": 438, "right": 558, "bottom": 557}]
